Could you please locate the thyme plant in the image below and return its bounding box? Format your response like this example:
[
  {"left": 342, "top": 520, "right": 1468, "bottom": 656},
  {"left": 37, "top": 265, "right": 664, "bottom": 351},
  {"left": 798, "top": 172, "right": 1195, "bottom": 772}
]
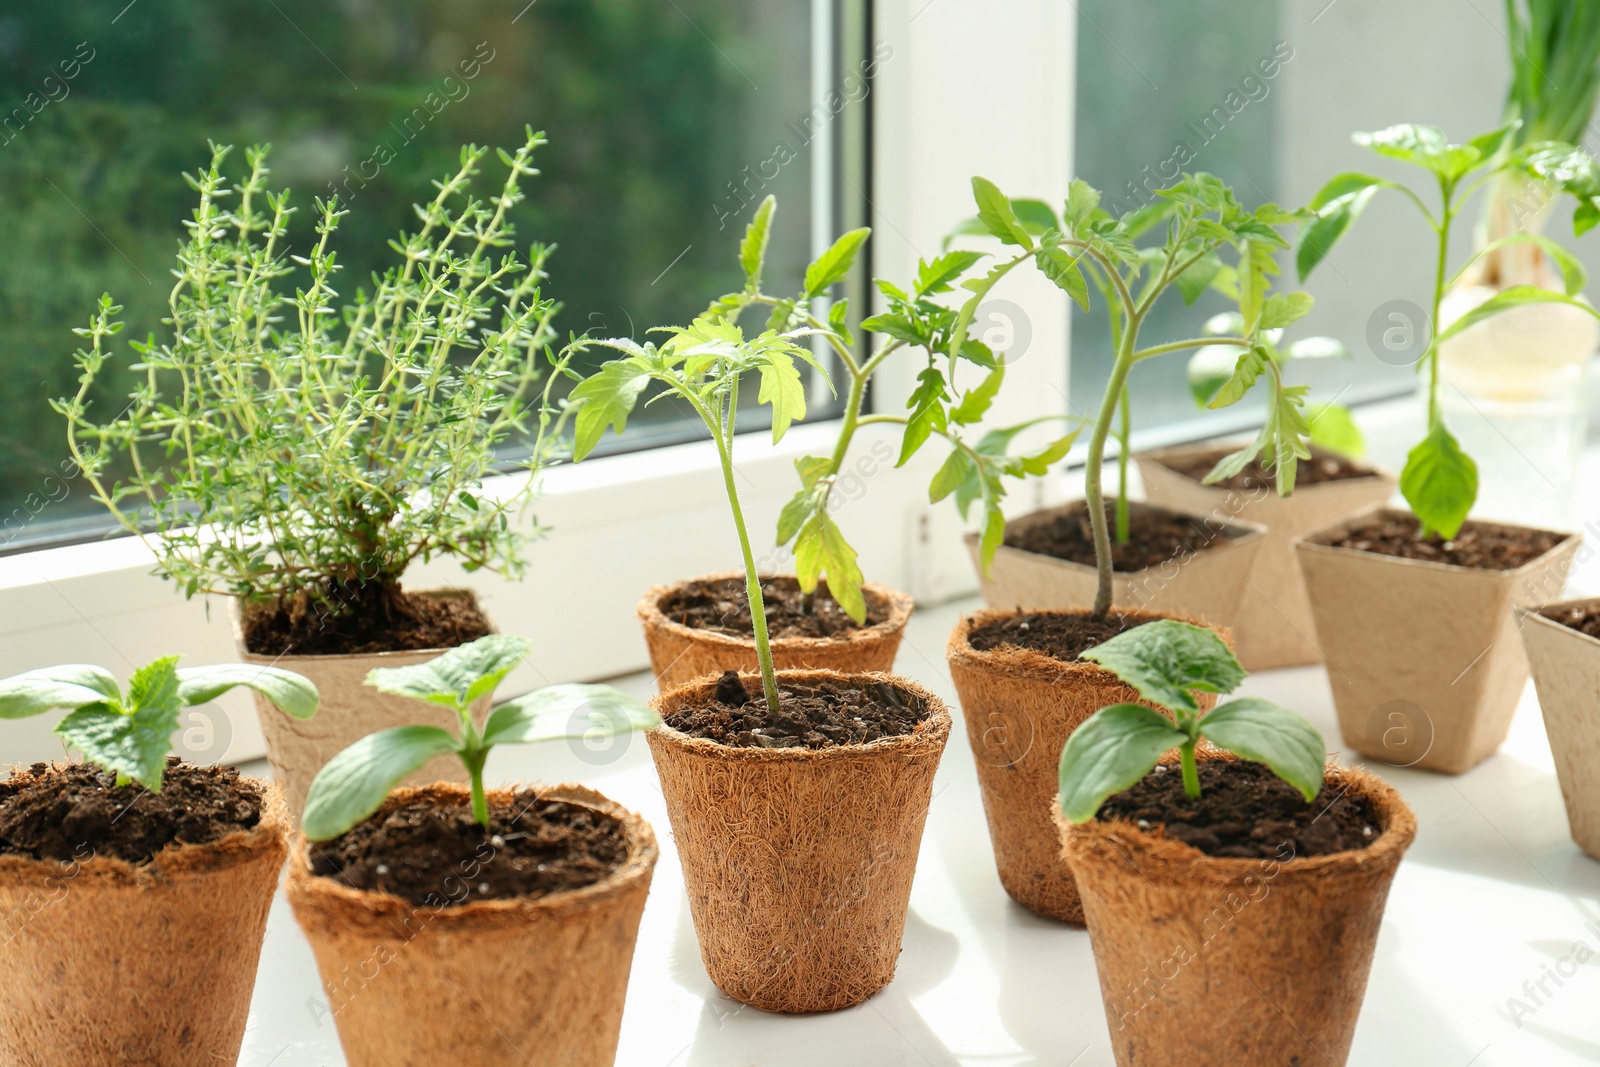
[
  {"left": 301, "top": 634, "right": 655, "bottom": 840},
  {"left": 1299, "top": 123, "right": 1600, "bottom": 538},
  {"left": 56, "top": 129, "right": 574, "bottom": 629}
]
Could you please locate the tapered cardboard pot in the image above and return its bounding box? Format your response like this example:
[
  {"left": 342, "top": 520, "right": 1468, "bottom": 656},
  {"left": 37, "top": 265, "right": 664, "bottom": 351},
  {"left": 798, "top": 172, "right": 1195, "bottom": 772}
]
[
  {"left": 1520, "top": 599, "right": 1600, "bottom": 860},
  {"left": 947, "top": 609, "right": 1221, "bottom": 923},
  {"left": 0, "top": 773, "right": 288, "bottom": 1066},
  {"left": 1136, "top": 445, "right": 1396, "bottom": 670},
  {"left": 967, "top": 501, "right": 1268, "bottom": 632},
  {"left": 1296, "top": 507, "right": 1580, "bottom": 774},
  {"left": 231, "top": 590, "right": 494, "bottom": 819},
  {"left": 639, "top": 572, "right": 914, "bottom": 692},
  {"left": 648, "top": 669, "right": 949, "bottom": 1012},
  {"left": 287, "top": 783, "right": 657, "bottom": 1067},
  {"left": 1064, "top": 762, "right": 1416, "bottom": 1067}
]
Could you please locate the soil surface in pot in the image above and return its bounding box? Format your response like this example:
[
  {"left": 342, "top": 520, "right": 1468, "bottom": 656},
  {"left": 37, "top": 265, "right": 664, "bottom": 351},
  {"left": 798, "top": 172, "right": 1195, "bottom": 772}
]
[
  {"left": 310, "top": 790, "right": 628, "bottom": 907},
  {"left": 1004, "top": 502, "right": 1239, "bottom": 572},
  {"left": 665, "top": 671, "right": 929, "bottom": 749},
  {"left": 1160, "top": 447, "right": 1375, "bottom": 491},
  {"left": 967, "top": 611, "right": 1154, "bottom": 663},
  {"left": 657, "top": 576, "right": 887, "bottom": 639},
  {"left": 0, "top": 758, "right": 262, "bottom": 864},
  {"left": 1542, "top": 603, "right": 1600, "bottom": 640},
  {"left": 243, "top": 585, "right": 491, "bottom": 657},
  {"left": 1099, "top": 760, "right": 1377, "bottom": 859},
  {"left": 1324, "top": 513, "right": 1562, "bottom": 570}
]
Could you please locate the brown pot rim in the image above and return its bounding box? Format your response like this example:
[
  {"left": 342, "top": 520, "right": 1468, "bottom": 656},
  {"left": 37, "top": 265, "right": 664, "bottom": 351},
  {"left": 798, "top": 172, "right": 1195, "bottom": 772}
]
[
  {"left": 649, "top": 668, "right": 951, "bottom": 764},
  {"left": 636, "top": 572, "right": 914, "bottom": 655},
  {"left": 1135, "top": 441, "right": 1397, "bottom": 488},
  {"left": 1293, "top": 504, "right": 1581, "bottom": 578},
  {"left": 0, "top": 768, "right": 289, "bottom": 889},
  {"left": 1518, "top": 597, "right": 1600, "bottom": 650},
  {"left": 287, "top": 783, "right": 657, "bottom": 935},
  {"left": 1064, "top": 759, "right": 1417, "bottom": 884},
  {"left": 228, "top": 587, "right": 495, "bottom": 664},
  {"left": 946, "top": 606, "right": 1218, "bottom": 688},
  {"left": 970, "top": 501, "right": 1270, "bottom": 576}
]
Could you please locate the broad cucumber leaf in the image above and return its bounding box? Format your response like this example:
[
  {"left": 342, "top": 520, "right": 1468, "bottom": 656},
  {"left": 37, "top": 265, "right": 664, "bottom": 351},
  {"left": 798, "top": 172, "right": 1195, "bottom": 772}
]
[
  {"left": 1198, "top": 698, "right": 1326, "bottom": 802},
  {"left": 571, "top": 360, "right": 652, "bottom": 461},
  {"left": 481, "top": 683, "right": 658, "bottom": 747},
  {"left": 1057, "top": 703, "right": 1188, "bottom": 823},
  {"left": 55, "top": 657, "right": 183, "bottom": 791},
  {"left": 740, "top": 196, "right": 777, "bottom": 289},
  {"left": 1080, "top": 620, "right": 1245, "bottom": 715},
  {"left": 365, "top": 634, "right": 531, "bottom": 708},
  {"left": 804, "top": 228, "right": 872, "bottom": 297},
  {"left": 1400, "top": 422, "right": 1478, "bottom": 539},
  {"left": 972, "top": 176, "right": 1035, "bottom": 249},
  {"left": 176, "top": 664, "right": 319, "bottom": 719},
  {"left": 0, "top": 665, "right": 120, "bottom": 719},
  {"left": 302, "top": 726, "right": 460, "bottom": 841}
]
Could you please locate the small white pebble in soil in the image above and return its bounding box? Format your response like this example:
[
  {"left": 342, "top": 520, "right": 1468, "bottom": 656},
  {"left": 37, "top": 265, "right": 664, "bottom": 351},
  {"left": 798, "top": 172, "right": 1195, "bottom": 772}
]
[
  {"left": 1152, "top": 764, "right": 1167, "bottom": 774},
  {"left": 1137, "top": 819, "right": 1151, "bottom": 829},
  {"left": 477, "top": 883, "right": 490, "bottom": 894},
  {"left": 1442, "top": 541, "right": 1456, "bottom": 551},
  {"left": 375, "top": 864, "right": 389, "bottom": 876},
  {"left": 1018, "top": 621, "right": 1030, "bottom": 630},
  {"left": 1362, "top": 825, "right": 1374, "bottom": 837},
  {"left": 536, "top": 863, "right": 547, "bottom": 872},
  {"left": 490, "top": 835, "right": 505, "bottom": 849}
]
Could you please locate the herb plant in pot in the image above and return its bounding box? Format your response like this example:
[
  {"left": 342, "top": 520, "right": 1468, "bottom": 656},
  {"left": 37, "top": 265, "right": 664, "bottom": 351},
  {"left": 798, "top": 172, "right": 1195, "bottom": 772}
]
[
  {"left": 290, "top": 634, "right": 658, "bottom": 1067},
  {"left": 1056, "top": 621, "right": 1416, "bottom": 1066},
  {"left": 59, "top": 132, "right": 576, "bottom": 816},
  {"left": 568, "top": 314, "right": 951, "bottom": 1012},
  {"left": 1295, "top": 124, "right": 1598, "bottom": 773},
  {"left": 0, "top": 657, "right": 316, "bottom": 1065},
  {"left": 619, "top": 195, "right": 1077, "bottom": 690},
  {"left": 1519, "top": 599, "right": 1600, "bottom": 860},
  {"left": 1136, "top": 314, "right": 1396, "bottom": 669}
]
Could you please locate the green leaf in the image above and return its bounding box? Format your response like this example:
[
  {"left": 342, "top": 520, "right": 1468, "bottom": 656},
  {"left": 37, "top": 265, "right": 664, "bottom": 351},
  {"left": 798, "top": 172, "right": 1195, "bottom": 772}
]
[
  {"left": 1198, "top": 698, "right": 1326, "bottom": 802},
  {"left": 1305, "top": 171, "right": 1391, "bottom": 212},
  {"left": 1063, "top": 179, "right": 1102, "bottom": 228},
  {"left": 792, "top": 510, "right": 867, "bottom": 624},
  {"left": 1010, "top": 199, "right": 1060, "bottom": 234},
  {"left": 755, "top": 349, "right": 807, "bottom": 442},
  {"left": 570, "top": 359, "right": 652, "bottom": 461},
  {"left": 1297, "top": 184, "right": 1379, "bottom": 281},
  {"left": 1400, "top": 422, "right": 1478, "bottom": 539},
  {"left": 1237, "top": 239, "right": 1278, "bottom": 333},
  {"left": 481, "top": 683, "right": 658, "bottom": 747},
  {"left": 1057, "top": 703, "right": 1189, "bottom": 823},
  {"left": 978, "top": 498, "right": 1007, "bottom": 574},
  {"left": 1174, "top": 253, "right": 1224, "bottom": 306},
  {"left": 55, "top": 657, "right": 183, "bottom": 791},
  {"left": 860, "top": 312, "right": 927, "bottom": 346},
  {"left": 928, "top": 447, "right": 975, "bottom": 505},
  {"left": 1307, "top": 402, "right": 1365, "bottom": 458},
  {"left": 1436, "top": 285, "right": 1600, "bottom": 345},
  {"left": 176, "top": 664, "right": 319, "bottom": 720},
  {"left": 972, "top": 176, "right": 1035, "bottom": 250},
  {"left": 804, "top": 227, "right": 872, "bottom": 297},
  {"left": 897, "top": 367, "right": 948, "bottom": 467},
  {"left": 1206, "top": 345, "right": 1268, "bottom": 410},
  {"left": 915, "top": 251, "right": 988, "bottom": 296},
  {"left": 301, "top": 726, "right": 461, "bottom": 841},
  {"left": 740, "top": 196, "right": 777, "bottom": 289},
  {"left": 1202, "top": 439, "right": 1264, "bottom": 485},
  {"left": 1258, "top": 292, "right": 1315, "bottom": 331},
  {"left": 365, "top": 634, "right": 531, "bottom": 709},
  {"left": 1462, "top": 235, "right": 1586, "bottom": 296},
  {"left": 1080, "top": 620, "right": 1245, "bottom": 716},
  {"left": 0, "top": 665, "right": 121, "bottom": 719},
  {"left": 1186, "top": 344, "right": 1242, "bottom": 408},
  {"left": 1353, "top": 124, "right": 1482, "bottom": 183},
  {"left": 1035, "top": 248, "right": 1090, "bottom": 311},
  {"left": 950, "top": 365, "right": 1004, "bottom": 425}
]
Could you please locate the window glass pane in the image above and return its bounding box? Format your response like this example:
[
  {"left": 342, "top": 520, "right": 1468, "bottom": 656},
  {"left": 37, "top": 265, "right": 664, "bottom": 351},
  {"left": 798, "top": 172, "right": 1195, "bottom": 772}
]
[{"left": 0, "top": 1, "right": 857, "bottom": 549}]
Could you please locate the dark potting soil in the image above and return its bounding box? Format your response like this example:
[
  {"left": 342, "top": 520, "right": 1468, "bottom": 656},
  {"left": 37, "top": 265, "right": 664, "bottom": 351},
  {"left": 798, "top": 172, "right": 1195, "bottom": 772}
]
[
  {"left": 664, "top": 671, "right": 929, "bottom": 749},
  {"left": 1098, "top": 760, "right": 1378, "bottom": 859},
  {"left": 0, "top": 758, "right": 262, "bottom": 865},
  {"left": 967, "top": 611, "right": 1155, "bottom": 664},
  {"left": 1160, "top": 447, "right": 1376, "bottom": 491},
  {"left": 657, "top": 576, "right": 887, "bottom": 639},
  {"left": 1004, "top": 501, "right": 1239, "bottom": 572},
  {"left": 242, "top": 585, "right": 492, "bottom": 656},
  {"left": 1324, "top": 512, "right": 1562, "bottom": 571},
  {"left": 1544, "top": 603, "right": 1600, "bottom": 641},
  {"left": 309, "top": 790, "right": 628, "bottom": 907}
]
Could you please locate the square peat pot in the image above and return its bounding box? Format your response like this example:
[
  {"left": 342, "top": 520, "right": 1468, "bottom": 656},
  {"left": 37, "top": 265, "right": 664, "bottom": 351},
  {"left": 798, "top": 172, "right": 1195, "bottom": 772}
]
[
  {"left": 1295, "top": 506, "right": 1580, "bottom": 775},
  {"left": 1519, "top": 598, "right": 1600, "bottom": 861},
  {"left": 965, "top": 499, "right": 1267, "bottom": 632},
  {"left": 1136, "top": 443, "right": 1396, "bottom": 670}
]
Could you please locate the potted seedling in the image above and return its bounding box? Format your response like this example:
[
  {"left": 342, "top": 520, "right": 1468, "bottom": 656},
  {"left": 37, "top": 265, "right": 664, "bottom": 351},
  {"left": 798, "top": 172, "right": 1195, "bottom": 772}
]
[
  {"left": 1295, "top": 123, "right": 1599, "bottom": 773},
  {"left": 1056, "top": 620, "right": 1416, "bottom": 1066},
  {"left": 58, "top": 130, "right": 578, "bottom": 815},
  {"left": 566, "top": 313, "right": 951, "bottom": 1013},
  {"left": 288, "top": 634, "right": 658, "bottom": 1067},
  {"left": 0, "top": 657, "right": 316, "bottom": 1064},
  {"left": 627, "top": 195, "right": 1079, "bottom": 690},
  {"left": 943, "top": 172, "right": 1314, "bottom": 920},
  {"left": 1519, "top": 599, "right": 1600, "bottom": 861},
  {"left": 1136, "top": 313, "right": 1397, "bottom": 669}
]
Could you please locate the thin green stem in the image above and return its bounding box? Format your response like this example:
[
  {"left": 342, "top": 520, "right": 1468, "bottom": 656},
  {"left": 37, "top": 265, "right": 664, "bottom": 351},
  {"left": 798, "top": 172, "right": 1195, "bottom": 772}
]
[
  {"left": 1086, "top": 317, "right": 1141, "bottom": 619},
  {"left": 1115, "top": 385, "right": 1131, "bottom": 544},
  {"left": 1428, "top": 194, "right": 1454, "bottom": 429},
  {"left": 714, "top": 377, "right": 781, "bottom": 714},
  {"left": 1179, "top": 740, "right": 1201, "bottom": 800},
  {"left": 1131, "top": 336, "right": 1249, "bottom": 362}
]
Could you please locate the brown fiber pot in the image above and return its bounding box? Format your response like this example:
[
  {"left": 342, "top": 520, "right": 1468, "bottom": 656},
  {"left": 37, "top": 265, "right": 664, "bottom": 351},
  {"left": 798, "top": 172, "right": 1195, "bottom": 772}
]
[
  {"left": 1295, "top": 506, "right": 1580, "bottom": 774},
  {"left": 1136, "top": 444, "right": 1396, "bottom": 670},
  {"left": 0, "top": 771, "right": 288, "bottom": 1066},
  {"left": 638, "top": 572, "right": 914, "bottom": 692},
  {"left": 1063, "top": 761, "right": 1416, "bottom": 1067},
  {"left": 967, "top": 500, "right": 1268, "bottom": 632},
  {"left": 1519, "top": 598, "right": 1600, "bottom": 861},
  {"left": 287, "top": 783, "right": 657, "bottom": 1067},
  {"left": 231, "top": 589, "right": 494, "bottom": 821},
  {"left": 946, "top": 609, "right": 1221, "bottom": 923},
  {"left": 648, "top": 669, "right": 950, "bottom": 1012}
]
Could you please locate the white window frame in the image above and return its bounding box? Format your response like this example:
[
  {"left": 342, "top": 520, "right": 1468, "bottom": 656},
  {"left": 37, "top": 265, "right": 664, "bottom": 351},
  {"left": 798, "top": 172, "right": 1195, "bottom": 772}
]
[{"left": 0, "top": 0, "right": 1077, "bottom": 766}]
